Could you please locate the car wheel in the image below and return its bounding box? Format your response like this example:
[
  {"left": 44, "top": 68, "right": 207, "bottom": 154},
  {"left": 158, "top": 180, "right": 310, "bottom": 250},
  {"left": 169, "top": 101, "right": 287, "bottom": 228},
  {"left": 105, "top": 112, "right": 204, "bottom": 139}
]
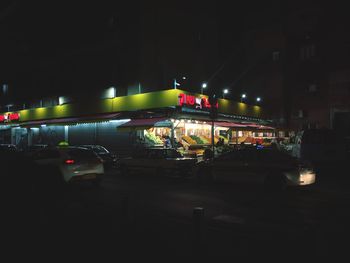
[{"left": 264, "top": 173, "right": 287, "bottom": 192}]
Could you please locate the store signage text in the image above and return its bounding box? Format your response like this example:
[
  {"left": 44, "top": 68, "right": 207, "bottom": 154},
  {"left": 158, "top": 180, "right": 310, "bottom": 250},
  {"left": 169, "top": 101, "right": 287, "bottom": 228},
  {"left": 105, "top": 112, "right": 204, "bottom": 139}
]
[
  {"left": 178, "top": 93, "right": 218, "bottom": 109},
  {"left": 0, "top": 112, "right": 20, "bottom": 122}
]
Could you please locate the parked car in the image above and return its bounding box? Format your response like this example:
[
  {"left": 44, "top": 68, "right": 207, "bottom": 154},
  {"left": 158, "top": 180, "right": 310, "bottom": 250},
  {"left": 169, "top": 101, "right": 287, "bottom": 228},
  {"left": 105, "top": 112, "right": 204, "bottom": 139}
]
[
  {"left": 291, "top": 129, "right": 347, "bottom": 165},
  {"left": 0, "top": 143, "right": 18, "bottom": 152},
  {"left": 196, "top": 146, "right": 316, "bottom": 191},
  {"left": 79, "top": 145, "right": 117, "bottom": 169},
  {"left": 0, "top": 150, "right": 63, "bottom": 237},
  {"left": 24, "top": 144, "right": 48, "bottom": 156},
  {"left": 31, "top": 146, "right": 104, "bottom": 186},
  {"left": 118, "top": 148, "right": 197, "bottom": 177}
]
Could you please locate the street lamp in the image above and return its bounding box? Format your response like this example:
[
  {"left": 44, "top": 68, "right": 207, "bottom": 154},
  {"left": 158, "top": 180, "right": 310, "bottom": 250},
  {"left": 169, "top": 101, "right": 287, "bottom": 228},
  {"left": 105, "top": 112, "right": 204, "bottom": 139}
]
[
  {"left": 223, "top": 89, "right": 229, "bottom": 99},
  {"left": 173, "top": 79, "right": 181, "bottom": 89},
  {"left": 241, "top": 93, "right": 247, "bottom": 102},
  {"left": 256, "top": 97, "right": 261, "bottom": 103},
  {"left": 6, "top": 104, "right": 13, "bottom": 112},
  {"left": 201, "top": 82, "right": 207, "bottom": 94}
]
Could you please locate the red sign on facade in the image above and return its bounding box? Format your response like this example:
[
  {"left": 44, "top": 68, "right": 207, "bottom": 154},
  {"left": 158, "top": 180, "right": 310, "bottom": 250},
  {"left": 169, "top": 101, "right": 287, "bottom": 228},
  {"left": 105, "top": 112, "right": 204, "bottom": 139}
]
[
  {"left": 9, "top": 112, "right": 20, "bottom": 121},
  {"left": 178, "top": 93, "right": 218, "bottom": 109},
  {"left": 0, "top": 112, "right": 20, "bottom": 122}
]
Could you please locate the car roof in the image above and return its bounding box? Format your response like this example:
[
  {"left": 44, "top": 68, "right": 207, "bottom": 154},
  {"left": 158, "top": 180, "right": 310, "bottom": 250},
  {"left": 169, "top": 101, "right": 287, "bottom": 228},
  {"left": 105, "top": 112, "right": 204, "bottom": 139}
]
[
  {"left": 55, "top": 146, "right": 93, "bottom": 151},
  {"left": 147, "top": 148, "right": 175, "bottom": 150},
  {"left": 80, "top": 144, "right": 104, "bottom": 147}
]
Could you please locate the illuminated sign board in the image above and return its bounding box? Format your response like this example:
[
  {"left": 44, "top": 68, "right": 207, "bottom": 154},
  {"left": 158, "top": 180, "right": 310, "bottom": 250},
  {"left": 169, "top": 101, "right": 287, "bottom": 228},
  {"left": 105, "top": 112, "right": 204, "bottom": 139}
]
[
  {"left": 178, "top": 93, "right": 218, "bottom": 109},
  {"left": 0, "top": 113, "right": 20, "bottom": 123}
]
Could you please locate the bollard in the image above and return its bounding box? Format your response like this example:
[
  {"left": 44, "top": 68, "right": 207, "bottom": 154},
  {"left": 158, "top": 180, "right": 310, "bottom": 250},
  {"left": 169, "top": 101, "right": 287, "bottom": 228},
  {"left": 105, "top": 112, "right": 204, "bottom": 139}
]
[{"left": 193, "top": 207, "right": 204, "bottom": 247}]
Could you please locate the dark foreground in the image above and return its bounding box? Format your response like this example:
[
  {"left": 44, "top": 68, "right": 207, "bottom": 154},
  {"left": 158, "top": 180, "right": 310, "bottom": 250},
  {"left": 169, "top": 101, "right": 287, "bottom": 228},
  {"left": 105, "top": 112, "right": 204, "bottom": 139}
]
[{"left": 1, "top": 164, "right": 349, "bottom": 259}]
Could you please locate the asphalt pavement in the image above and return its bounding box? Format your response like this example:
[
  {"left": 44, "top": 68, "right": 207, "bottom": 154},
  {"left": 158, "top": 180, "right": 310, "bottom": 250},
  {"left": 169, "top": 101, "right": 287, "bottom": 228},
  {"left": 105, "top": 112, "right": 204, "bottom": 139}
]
[{"left": 5, "top": 165, "right": 350, "bottom": 259}]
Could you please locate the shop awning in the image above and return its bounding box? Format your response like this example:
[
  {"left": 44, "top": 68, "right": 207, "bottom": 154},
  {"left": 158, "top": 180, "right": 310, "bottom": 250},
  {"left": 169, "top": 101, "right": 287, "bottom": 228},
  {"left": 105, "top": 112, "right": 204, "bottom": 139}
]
[
  {"left": 117, "top": 117, "right": 172, "bottom": 130},
  {"left": 19, "top": 113, "right": 121, "bottom": 127},
  {"left": 244, "top": 123, "right": 275, "bottom": 130},
  {"left": 213, "top": 121, "right": 275, "bottom": 130},
  {"left": 214, "top": 121, "right": 247, "bottom": 128}
]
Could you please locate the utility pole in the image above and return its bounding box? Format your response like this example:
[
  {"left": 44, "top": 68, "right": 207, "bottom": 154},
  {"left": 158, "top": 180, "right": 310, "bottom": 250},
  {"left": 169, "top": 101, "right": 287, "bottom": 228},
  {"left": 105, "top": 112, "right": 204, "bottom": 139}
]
[{"left": 209, "top": 94, "right": 218, "bottom": 154}]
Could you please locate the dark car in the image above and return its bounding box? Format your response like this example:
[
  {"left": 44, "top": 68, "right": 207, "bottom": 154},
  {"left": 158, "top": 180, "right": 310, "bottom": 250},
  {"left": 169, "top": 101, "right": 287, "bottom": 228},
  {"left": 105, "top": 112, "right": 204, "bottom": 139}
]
[
  {"left": 0, "top": 144, "right": 18, "bottom": 152},
  {"left": 0, "top": 150, "right": 64, "bottom": 239},
  {"left": 118, "top": 148, "right": 197, "bottom": 177},
  {"left": 196, "top": 146, "right": 316, "bottom": 191},
  {"left": 23, "top": 144, "right": 49, "bottom": 156},
  {"left": 79, "top": 145, "right": 117, "bottom": 169}
]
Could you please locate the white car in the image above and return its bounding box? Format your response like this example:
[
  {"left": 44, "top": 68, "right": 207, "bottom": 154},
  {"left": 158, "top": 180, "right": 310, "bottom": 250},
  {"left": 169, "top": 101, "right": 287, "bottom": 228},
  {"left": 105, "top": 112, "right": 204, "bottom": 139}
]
[{"left": 32, "top": 146, "right": 104, "bottom": 186}]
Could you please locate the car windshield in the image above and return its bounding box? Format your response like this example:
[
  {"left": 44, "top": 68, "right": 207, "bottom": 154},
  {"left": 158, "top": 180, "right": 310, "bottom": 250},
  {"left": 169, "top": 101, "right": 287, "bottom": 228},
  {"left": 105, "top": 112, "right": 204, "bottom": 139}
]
[
  {"left": 67, "top": 148, "right": 98, "bottom": 160},
  {"left": 82, "top": 145, "right": 109, "bottom": 154},
  {"left": 165, "top": 149, "right": 183, "bottom": 158}
]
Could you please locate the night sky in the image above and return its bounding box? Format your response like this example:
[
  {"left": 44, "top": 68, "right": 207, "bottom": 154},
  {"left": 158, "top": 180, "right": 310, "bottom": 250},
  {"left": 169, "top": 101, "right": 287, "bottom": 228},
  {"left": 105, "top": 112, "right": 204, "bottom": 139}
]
[{"left": 0, "top": 1, "right": 347, "bottom": 105}]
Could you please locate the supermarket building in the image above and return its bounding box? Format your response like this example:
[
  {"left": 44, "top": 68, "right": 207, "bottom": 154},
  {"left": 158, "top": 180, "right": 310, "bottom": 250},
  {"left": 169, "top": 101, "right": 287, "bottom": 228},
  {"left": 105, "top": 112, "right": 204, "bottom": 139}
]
[{"left": 0, "top": 89, "right": 275, "bottom": 157}]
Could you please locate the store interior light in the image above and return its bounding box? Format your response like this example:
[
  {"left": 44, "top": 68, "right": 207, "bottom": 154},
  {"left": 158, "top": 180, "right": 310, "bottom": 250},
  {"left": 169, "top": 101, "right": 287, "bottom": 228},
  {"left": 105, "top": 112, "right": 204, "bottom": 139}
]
[
  {"left": 107, "top": 87, "right": 116, "bottom": 98},
  {"left": 109, "top": 119, "right": 131, "bottom": 123}
]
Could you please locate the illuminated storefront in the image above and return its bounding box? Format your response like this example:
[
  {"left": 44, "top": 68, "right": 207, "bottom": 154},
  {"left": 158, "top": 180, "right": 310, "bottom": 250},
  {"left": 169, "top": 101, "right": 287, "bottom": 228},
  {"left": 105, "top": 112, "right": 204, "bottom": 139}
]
[{"left": 0, "top": 89, "right": 275, "bottom": 156}]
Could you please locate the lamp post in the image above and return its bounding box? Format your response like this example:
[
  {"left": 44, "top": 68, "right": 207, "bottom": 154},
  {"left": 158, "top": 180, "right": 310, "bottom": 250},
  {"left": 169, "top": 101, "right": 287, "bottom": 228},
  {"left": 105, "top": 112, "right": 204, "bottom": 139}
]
[
  {"left": 256, "top": 97, "right": 261, "bottom": 103},
  {"left": 201, "top": 82, "right": 207, "bottom": 94},
  {"left": 174, "top": 79, "right": 181, "bottom": 89},
  {"left": 222, "top": 89, "right": 229, "bottom": 99},
  {"left": 241, "top": 93, "right": 246, "bottom": 102}
]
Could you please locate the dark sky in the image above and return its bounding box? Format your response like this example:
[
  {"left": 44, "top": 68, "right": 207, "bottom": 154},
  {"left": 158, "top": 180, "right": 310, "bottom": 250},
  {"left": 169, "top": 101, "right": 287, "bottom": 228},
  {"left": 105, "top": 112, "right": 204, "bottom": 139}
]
[{"left": 0, "top": 1, "right": 347, "bottom": 105}]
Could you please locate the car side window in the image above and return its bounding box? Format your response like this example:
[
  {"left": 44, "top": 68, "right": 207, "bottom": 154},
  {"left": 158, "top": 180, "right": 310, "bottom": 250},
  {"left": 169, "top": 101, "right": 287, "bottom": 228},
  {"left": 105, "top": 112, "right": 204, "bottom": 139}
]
[
  {"left": 256, "top": 149, "right": 291, "bottom": 162},
  {"left": 148, "top": 150, "right": 164, "bottom": 159},
  {"left": 165, "top": 149, "right": 182, "bottom": 158},
  {"left": 243, "top": 149, "right": 258, "bottom": 161},
  {"left": 218, "top": 150, "right": 245, "bottom": 161},
  {"left": 132, "top": 149, "right": 148, "bottom": 159}
]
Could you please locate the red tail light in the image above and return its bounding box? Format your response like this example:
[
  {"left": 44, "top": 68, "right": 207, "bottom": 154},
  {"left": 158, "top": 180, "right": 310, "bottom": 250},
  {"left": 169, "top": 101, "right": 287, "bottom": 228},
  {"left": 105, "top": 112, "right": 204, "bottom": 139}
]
[{"left": 65, "top": 159, "right": 75, "bottom": 164}]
